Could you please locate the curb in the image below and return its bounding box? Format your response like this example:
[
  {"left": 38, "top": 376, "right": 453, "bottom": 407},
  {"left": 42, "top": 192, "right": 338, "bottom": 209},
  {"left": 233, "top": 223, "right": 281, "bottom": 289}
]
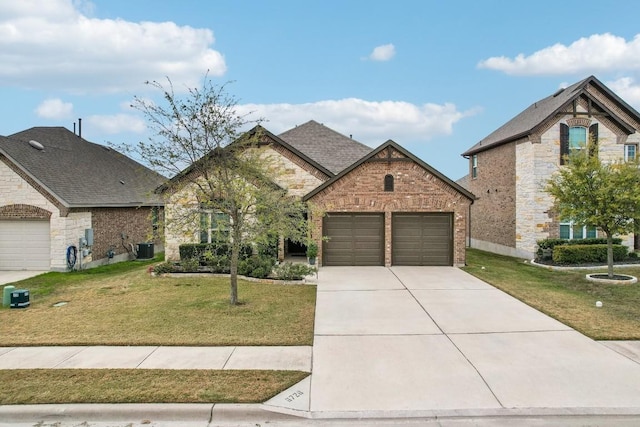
[{"left": 0, "top": 403, "right": 299, "bottom": 424}]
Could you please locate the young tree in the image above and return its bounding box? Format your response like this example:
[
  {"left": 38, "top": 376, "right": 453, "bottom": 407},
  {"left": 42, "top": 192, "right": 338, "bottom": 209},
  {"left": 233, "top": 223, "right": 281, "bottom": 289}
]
[
  {"left": 546, "top": 148, "right": 640, "bottom": 278},
  {"left": 125, "top": 77, "right": 306, "bottom": 304}
]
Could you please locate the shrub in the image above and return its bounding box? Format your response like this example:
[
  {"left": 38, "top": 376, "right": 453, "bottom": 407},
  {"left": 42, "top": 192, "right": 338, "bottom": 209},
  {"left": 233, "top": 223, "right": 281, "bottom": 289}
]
[
  {"left": 201, "top": 250, "right": 231, "bottom": 273},
  {"left": 180, "top": 257, "right": 201, "bottom": 272},
  {"left": 238, "top": 255, "right": 276, "bottom": 279},
  {"left": 153, "top": 262, "right": 177, "bottom": 274},
  {"left": 536, "top": 237, "right": 624, "bottom": 260},
  {"left": 628, "top": 252, "right": 638, "bottom": 259},
  {"left": 552, "top": 244, "right": 628, "bottom": 264},
  {"left": 273, "top": 262, "right": 317, "bottom": 281}
]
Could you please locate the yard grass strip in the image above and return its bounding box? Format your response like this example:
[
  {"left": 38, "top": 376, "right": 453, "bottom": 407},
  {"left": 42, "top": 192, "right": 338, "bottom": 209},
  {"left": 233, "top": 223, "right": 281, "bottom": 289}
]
[
  {"left": 0, "top": 256, "right": 315, "bottom": 346},
  {"left": 463, "top": 248, "right": 640, "bottom": 340},
  {"left": 0, "top": 369, "right": 308, "bottom": 404}
]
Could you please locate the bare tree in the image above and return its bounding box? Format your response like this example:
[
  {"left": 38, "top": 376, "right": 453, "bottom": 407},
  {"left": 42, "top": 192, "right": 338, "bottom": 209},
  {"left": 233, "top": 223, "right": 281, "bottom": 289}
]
[{"left": 125, "top": 77, "right": 306, "bottom": 304}]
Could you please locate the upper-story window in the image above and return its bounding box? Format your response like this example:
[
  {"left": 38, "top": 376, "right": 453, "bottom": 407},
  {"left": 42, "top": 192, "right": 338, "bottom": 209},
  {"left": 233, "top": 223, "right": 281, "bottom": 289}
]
[
  {"left": 384, "top": 174, "right": 394, "bottom": 192},
  {"left": 560, "top": 122, "right": 598, "bottom": 165},
  {"left": 569, "top": 127, "right": 586, "bottom": 152},
  {"left": 471, "top": 154, "right": 478, "bottom": 178},
  {"left": 625, "top": 144, "right": 637, "bottom": 162}
]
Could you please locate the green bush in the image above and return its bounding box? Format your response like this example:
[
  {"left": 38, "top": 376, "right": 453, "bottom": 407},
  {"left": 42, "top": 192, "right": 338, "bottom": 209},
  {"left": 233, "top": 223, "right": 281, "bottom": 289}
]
[
  {"left": 536, "top": 237, "right": 624, "bottom": 260},
  {"left": 238, "top": 255, "right": 276, "bottom": 279},
  {"left": 153, "top": 262, "right": 177, "bottom": 274},
  {"left": 180, "top": 257, "right": 201, "bottom": 272},
  {"left": 552, "top": 244, "right": 628, "bottom": 264},
  {"left": 179, "top": 242, "right": 253, "bottom": 263},
  {"left": 273, "top": 262, "right": 317, "bottom": 281}
]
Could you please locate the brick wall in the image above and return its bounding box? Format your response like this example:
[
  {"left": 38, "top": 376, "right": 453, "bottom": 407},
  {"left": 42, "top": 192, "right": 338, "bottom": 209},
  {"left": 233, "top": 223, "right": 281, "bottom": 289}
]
[
  {"left": 307, "top": 148, "right": 472, "bottom": 266},
  {"left": 466, "top": 142, "right": 516, "bottom": 250},
  {"left": 90, "top": 207, "right": 163, "bottom": 262}
]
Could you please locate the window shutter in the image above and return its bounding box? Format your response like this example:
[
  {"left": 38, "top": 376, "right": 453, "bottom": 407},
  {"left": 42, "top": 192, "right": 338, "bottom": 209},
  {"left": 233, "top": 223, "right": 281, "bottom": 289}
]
[
  {"left": 560, "top": 123, "right": 569, "bottom": 165},
  {"left": 589, "top": 123, "right": 599, "bottom": 157}
]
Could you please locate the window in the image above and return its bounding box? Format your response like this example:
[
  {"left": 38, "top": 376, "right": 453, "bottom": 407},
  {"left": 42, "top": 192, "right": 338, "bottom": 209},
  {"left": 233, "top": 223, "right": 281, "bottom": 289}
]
[
  {"left": 560, "top": 123, "right": 599, "bottom": 164},
  {"left": 200, "top": 211, "right": 230, "bottom": 243},
  {"left": 471, "top": 155, "right": 478, "bottom": 178},
  {"left": 384, "top": 174, "right": 394, "bottom": 192},
  {"left": 625, "top": 144, "right": 637, "bottom": 162},
  {"left": 569, "top": 127, "right": 587, "bottom": 152},
  {"left": 559, "top": 221, "right": 597, "bottom": 240}
]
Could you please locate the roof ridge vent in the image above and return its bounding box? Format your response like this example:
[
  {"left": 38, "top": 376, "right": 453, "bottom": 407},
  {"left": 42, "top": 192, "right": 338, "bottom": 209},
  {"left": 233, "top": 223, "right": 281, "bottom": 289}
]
[{"left": 28, "top": 140, "right": 44, "bottom": 151}]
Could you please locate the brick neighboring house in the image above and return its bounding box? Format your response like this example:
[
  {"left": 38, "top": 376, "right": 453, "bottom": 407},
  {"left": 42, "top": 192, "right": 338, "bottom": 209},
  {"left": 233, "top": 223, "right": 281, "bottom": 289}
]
[
  {"left": 0, "top": 127, "right": 165, "bottom": 271},
  {"left": 461, "top": 75, "right": 640, "bottom": 259},
  {"left": 164, "top": 120, "right": 474, "bottom": 266}
]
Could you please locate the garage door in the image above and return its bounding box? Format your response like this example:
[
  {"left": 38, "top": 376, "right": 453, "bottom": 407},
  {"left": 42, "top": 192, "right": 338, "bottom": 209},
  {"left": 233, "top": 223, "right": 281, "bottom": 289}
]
[
  {"left": 323, "top": 213, "right": 384, "bottom": 266},
  {"left": 392, "top": 213, "right": 452, "bottom": 266},
  {"left": 0, "top": 220, "right": 50, "bottom": 270}
]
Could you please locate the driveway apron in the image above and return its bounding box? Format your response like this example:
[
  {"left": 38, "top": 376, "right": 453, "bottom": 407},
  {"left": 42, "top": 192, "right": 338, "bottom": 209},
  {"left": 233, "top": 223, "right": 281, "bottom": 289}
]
[{"left": 264, "top": 266, "right": 640, "bottom": 419}]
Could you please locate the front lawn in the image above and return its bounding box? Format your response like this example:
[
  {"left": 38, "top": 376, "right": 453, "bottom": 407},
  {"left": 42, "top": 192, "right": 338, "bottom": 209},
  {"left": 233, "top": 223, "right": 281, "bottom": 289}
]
[
  {"left": 0, "top": 369, "right": 308, "bottom": 404},
  {"left": 0, "top": 256, "right": 316, "bottom": 346},
  {"left": 463, "top": 248, "right": 640, "bottom": 340}
]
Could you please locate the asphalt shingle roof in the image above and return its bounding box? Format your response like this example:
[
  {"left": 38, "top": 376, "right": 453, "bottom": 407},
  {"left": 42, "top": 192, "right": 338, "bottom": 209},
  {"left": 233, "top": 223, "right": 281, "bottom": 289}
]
[
  {"left": 1, "top": 127, "right": 165, "bottom": 207},
  {"left": 278, "top": 120, "right": 373, "bottom": 174},
  {"left": 462, "top": 75, "right": 640, "bottom": 157}
]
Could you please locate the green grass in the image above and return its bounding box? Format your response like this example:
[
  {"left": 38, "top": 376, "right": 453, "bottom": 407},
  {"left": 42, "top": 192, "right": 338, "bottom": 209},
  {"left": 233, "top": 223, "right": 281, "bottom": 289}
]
[
  {"left": 0, "top": 255, "right": 316, "bottom": 346},
  {"left": 0, "top": 256, "right": 314, "bottom": 404},
  {"left": 0, "top": 370, "right": 309, "bottom": 404},
  {"left": 463, "top": 248, "right": 640, "bottom": 340}
]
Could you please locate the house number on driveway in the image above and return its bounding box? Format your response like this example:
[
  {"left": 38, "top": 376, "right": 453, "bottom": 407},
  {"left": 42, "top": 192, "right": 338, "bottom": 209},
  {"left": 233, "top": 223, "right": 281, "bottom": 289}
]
[{"left": 284, "top": 390, "right": 304, "bottom": 402}]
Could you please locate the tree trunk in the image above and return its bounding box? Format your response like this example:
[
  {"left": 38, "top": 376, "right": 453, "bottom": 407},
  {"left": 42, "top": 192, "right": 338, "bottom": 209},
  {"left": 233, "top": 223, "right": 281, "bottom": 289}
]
[
  {"left": 229, "top": 223, "right": 241, "bottom": 306},
  {"left": 606, "top": 232, "right": 614, "bottom": 279}
]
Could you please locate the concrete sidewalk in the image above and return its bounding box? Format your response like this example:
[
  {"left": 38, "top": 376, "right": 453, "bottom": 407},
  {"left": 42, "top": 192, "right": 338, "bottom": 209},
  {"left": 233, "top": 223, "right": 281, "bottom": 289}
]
[
  {"left": 0, "top": 345, "right": 312, "bottom": 371},
  {"left": 264, "top": 266, "right": 640, "bottom": 419}
]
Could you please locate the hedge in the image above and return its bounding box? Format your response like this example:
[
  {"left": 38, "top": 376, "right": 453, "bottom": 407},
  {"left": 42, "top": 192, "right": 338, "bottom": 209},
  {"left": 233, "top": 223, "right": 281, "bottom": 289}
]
[
  {"left": 537, "top": 237, "right": 622, "bottom": 250},
  {"left": 552, "top": 244, "right": 628, "bottom": 264}
]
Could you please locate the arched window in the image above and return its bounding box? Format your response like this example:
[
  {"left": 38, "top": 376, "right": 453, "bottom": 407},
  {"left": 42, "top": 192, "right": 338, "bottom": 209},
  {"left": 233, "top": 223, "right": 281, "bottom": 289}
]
[{"left": 384, "top": 174, "right": 394, "bottom": 192}]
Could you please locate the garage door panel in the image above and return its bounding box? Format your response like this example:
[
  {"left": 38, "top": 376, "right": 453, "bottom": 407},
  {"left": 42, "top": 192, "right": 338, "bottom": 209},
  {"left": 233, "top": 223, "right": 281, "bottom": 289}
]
[
  {"left": 392, "top": 213, "right": 452, "bottom": 266},
  {"left": 0, "top": 220, "right": 50, "bottom": 270},
  {"left": 323, "top": 213, "right": 384, "bottom": 266}
]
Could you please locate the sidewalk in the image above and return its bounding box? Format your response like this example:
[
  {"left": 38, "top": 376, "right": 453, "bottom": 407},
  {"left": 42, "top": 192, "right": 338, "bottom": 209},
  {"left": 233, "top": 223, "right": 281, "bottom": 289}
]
[{"left": 0, "top": 345, "right": 312, "bottom": 371}]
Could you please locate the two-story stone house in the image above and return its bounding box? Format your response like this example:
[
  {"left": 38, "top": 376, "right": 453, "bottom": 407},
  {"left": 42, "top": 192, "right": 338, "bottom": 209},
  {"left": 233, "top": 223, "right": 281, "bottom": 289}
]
[
  {"left": 164, "top": 120, "right": 475, "bottom": 266},
  {"left": 461, "top": 75, "right": 640, "bottom": 258}
]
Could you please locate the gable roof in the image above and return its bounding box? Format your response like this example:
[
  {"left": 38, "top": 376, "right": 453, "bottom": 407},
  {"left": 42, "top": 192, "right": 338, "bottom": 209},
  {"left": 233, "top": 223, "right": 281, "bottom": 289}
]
[
  {"left": 462, "top": 75, "right": 640, "bottom": 157},
  {"left": 159, "top": 124, "right": 334, "bottom": 192},
  {"left": 1, "top": 127, "right": 165, "bottom": 207},
  {"left": 303, "top": 139, "right": 475, "bottom": 201},
  {"left": 278, "top": 120, "right": 373, "bottom": 174}
]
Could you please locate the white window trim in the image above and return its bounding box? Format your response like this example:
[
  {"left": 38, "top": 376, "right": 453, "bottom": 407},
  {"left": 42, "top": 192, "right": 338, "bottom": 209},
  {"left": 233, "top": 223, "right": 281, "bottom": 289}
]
[
  {"left": 560, "top": 221, "right": 597, "bottom": 240},
  {"left": 200, "top": 210, "right": 230, "bottom": 244},
  {"left": 625, "top": 144, "right": 637, "bottom": 162},
  {"left": 471, "top": 155, "right": 478, "bottom": 179}
]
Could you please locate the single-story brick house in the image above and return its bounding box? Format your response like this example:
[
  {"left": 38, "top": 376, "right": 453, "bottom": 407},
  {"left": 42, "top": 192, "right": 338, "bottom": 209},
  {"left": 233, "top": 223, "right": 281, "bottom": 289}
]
[
  {"left": 0, "top": 127, "right": 165, "bottom": 271},
  {"left": 461, "top": 75, "right": 640, "bottom": 259},
  {"left": 164, "top": 120, "right": 474, "bottom": 267}
]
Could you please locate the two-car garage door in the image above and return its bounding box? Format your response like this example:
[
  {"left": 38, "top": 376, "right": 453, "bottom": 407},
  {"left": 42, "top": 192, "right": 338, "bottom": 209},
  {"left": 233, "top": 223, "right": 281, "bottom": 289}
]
[
  {"left": 323, "top": 213, "right": 453, "bottom": 266},
  {"left": 0, "top": 220, "right": 50, "bottom": 270}
]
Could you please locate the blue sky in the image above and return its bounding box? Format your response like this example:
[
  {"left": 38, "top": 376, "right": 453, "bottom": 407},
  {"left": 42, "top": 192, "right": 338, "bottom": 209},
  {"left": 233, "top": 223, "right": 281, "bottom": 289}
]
[{"left": 3, "top": 1, "right": 640, "bottom": 180}]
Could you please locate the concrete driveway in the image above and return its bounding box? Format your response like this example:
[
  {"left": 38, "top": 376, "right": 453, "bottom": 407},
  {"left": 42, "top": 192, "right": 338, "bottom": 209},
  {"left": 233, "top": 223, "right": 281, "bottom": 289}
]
[
  {"left": 0, "top": 271, "right": 47, "bottom": 286},
  {"left": 265, "top": 266, "right": 640, "bottom": 418}
]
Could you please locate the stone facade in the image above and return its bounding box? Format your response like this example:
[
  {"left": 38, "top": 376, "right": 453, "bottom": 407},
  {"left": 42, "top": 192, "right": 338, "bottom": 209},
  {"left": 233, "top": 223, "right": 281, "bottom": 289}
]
[
  {"left": 0, "top": 157, "right": 163, "bottom": 271},
  {"left": 470, "top": 96, "right": 640, "bottom": 259},
  {"left": 307, "top": 147, "right": 472, "bottom": 267}
]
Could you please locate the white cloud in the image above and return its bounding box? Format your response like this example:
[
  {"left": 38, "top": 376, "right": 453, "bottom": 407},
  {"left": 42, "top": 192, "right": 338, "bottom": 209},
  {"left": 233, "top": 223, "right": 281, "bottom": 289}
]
[
  {"left": 607, "top": 77, "right": 640, "bottom": 107},
  {"left": 0, "top": 0, "right": 226, "bottom": 94},
  {"left": 35, "top": 98, "right": 74, "bottom": 119},
  {"left": 478, "top": 33, "right": 640, "bottom": 75},
  {"left": 369, "top": 43, "right": 396, "bottom": 62},
  {"left": 236, "top": 98, "right": 477, "bottom": 145},
  {"left": 85, "top": 113, "right": 147, "bottom": 135}
]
